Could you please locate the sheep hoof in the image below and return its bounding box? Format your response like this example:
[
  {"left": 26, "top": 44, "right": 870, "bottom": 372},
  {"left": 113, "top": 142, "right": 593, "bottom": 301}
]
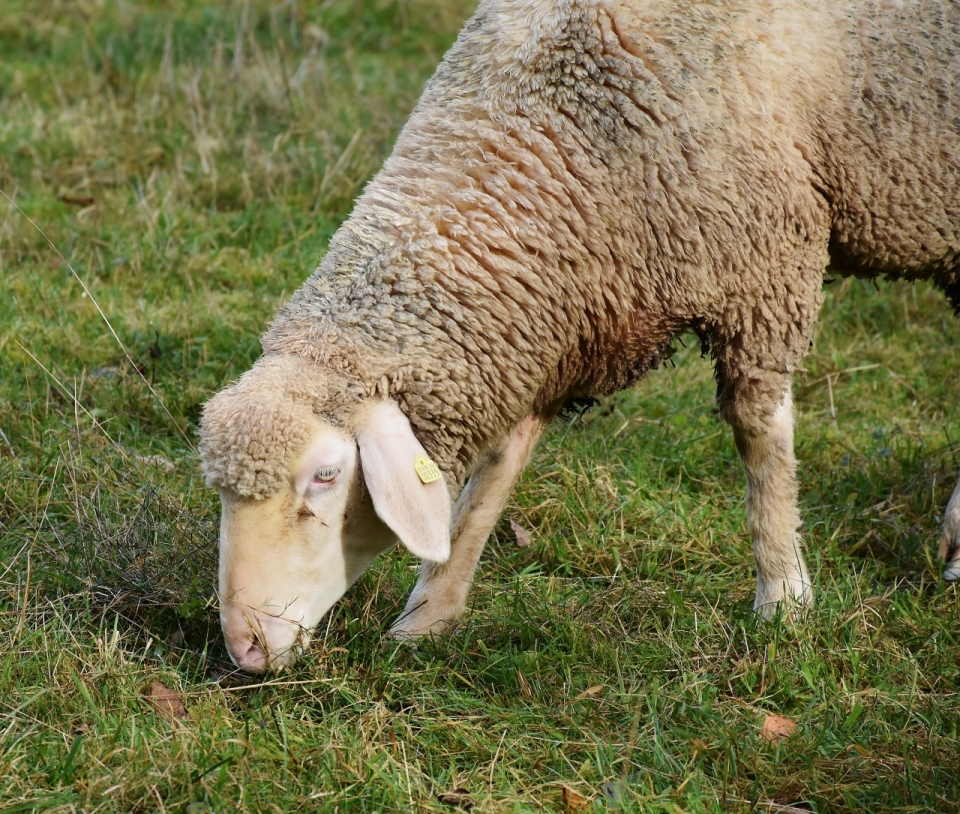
[
  {"left": 939, "top": 527, "right": 960, "bottom": 579},
  {"left": 753, "top": 577, "right": 812, "bottom": 620},
  {"left": 389, "top": 603, "right": 461, "bottom": 640},
  {"left": 755, "top": 600, "right": 807, "bottom": 622}
]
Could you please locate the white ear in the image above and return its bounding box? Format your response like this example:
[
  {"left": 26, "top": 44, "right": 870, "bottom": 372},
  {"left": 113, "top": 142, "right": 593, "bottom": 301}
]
[{"left": 355, "top": 401, "right": 451, "bottom": 563}]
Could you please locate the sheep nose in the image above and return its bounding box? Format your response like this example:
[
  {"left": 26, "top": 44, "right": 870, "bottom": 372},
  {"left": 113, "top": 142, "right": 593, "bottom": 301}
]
[
  {"left": 233, "top": 641, "right": 270, "bottom": 672},
  {"left": 222, "top": 611, "right": 305, "bottom": 672},
  {"left": 228, "top": 636, "right": 302, "bottom": 672}
]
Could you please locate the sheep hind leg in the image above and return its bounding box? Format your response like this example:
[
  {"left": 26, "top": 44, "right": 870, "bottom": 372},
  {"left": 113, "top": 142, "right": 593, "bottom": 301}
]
[
  {"left": 725, "top": 388, "right": 812, "bottom": 617},
  {"left": 939, "top": 480, "right": 960, "bottom": 581},
  {"left": 389, "top": 414, "right": 547, "bottom": 639}
]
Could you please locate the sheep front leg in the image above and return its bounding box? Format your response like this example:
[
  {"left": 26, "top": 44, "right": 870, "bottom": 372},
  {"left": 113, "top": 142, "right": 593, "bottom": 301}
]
[
  {"left": 390, "top": 414, "right": 546, "bottom": 638},
  {"left": 939, "top": 482, "right": 960, "bottom": 580},
  {"left": 726, "top": 388, "right": 812, "bottom": 616}
]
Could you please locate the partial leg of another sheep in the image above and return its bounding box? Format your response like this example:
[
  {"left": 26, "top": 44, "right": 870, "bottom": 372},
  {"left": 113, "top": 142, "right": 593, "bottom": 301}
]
[
  {"left": 390, "top": 414, "right": 547, "bottom": 638},
  {"left": 939, "top": 483, "right": 960, "bottom": 581},
  {"left": 726, "top": 387, "right": 812, "bottom": 617}
]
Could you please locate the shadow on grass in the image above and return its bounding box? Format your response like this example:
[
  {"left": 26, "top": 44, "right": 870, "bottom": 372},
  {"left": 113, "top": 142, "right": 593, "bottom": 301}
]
[{"left": 16, "top": 483, "right": 232, "bottom": 675}]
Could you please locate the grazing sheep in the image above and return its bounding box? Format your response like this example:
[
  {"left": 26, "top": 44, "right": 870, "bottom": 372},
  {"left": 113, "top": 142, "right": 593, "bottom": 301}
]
[{"left": 200, "top": 0, "right": 960, "bottom": 672}]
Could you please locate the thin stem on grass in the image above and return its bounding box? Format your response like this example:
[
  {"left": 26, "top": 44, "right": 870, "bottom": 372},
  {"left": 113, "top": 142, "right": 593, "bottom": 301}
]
[{"left": 0, "top": 189, "right": 196, "bottom": 455}]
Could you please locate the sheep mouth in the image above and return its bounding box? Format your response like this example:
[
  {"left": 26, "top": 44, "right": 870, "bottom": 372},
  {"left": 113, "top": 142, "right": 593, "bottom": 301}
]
[{"left": 219, "top": 597, "right": 312, "bottom": 672}]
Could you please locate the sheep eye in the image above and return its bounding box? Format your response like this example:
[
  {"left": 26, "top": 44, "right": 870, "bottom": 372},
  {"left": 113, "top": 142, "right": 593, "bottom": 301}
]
[{"left": 313, "top": 466, "right": 340, "bottom": 484}]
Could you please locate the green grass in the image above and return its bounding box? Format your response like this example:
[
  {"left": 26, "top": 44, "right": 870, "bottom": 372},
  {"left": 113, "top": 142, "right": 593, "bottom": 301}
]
[{"left": 2, "top": 1, "right": 959, "bottom": 811}]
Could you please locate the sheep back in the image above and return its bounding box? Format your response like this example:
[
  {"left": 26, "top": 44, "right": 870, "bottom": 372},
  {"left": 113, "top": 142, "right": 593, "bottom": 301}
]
[{"left": 256, "top": 0, "right": 960, "bottom": 486}]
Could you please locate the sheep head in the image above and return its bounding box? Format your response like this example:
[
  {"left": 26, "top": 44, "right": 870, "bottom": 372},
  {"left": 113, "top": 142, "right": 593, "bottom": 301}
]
[{"left": 199, "top": 356, "right": 451, "bottom": 672}]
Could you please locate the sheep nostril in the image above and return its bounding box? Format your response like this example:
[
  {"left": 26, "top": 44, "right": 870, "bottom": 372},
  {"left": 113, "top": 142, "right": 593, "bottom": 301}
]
[
  {"left": 234, "top": 641, "right": 270, "bottom": 672},
  {"left": 225, "top": 612, "right": 303, "bottom": 671}
]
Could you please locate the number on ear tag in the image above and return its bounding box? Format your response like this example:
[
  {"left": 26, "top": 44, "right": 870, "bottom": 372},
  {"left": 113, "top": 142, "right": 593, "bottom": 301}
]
[{"left": 414, "top": 455, "right": 442, "bottom": 484}]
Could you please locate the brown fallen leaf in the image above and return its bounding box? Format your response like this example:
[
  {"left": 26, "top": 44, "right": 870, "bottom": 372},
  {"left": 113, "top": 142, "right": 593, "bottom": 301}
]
[
  {"left": 573, "top": 684, "right": 604, "bottom": 702},
  {"left": 562, "top": 785, "right": 591, "bottom": 813},
  {"left": 146, "top": 681, "right": 188, "bottom": 721},
  {"left": 760, "top": 714, "right": 796, "bottom": 743},
  {"left": 510, "top": 520, "right": 532, "bottom": 547},
  {"left": 60, "top": 195, "right": 96, "bottom": 207},
  {"left": 845, "top": 743, "right": 871, "bottom": 758},
  {"left": 437, "top": 788, "right": 473, "bottom": 809}
]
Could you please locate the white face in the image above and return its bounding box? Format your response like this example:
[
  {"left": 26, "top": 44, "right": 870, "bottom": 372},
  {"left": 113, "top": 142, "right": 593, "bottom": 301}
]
[
  {"left": 207, "top": 395, "right": 452, "bottom": 673},
  {"left": 218, "top": 424, "right": 397, "bottom": 672}
]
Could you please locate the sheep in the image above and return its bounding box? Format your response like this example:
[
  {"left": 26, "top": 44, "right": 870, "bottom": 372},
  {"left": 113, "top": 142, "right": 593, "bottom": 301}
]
[{"left": 199, "top": 0, "right": 960, "bottom": 672}]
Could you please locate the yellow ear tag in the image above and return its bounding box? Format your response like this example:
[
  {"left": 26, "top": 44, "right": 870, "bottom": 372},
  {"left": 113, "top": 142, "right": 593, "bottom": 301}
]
[{"left": 414, "top": 455, "right": 442, "bottom": 484}]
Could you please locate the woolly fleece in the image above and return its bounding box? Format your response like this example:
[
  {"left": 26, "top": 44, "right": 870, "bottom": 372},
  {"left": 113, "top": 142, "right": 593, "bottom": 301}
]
[{"left": 201, "top": 0, "right": 960, "bottom": 498}]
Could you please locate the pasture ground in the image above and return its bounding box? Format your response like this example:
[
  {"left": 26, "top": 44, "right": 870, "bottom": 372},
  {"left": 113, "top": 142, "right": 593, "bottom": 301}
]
[{"left": 1, "top": 1, "right": 958, "bottom": 811}]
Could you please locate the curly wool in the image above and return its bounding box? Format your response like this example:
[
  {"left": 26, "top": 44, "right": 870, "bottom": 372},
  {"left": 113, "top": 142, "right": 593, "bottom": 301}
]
[
  {"left": 202, "top": 0, "right": 960, "bottom": 497},
  {"left": 199, "top": 356, "right": 366, "bottom": 498}
]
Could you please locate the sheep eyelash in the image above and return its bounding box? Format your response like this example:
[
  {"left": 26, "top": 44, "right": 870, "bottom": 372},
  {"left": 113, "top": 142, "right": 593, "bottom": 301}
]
[{"left": 312, "top": 466, "right": 340, "bottom": 484}]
